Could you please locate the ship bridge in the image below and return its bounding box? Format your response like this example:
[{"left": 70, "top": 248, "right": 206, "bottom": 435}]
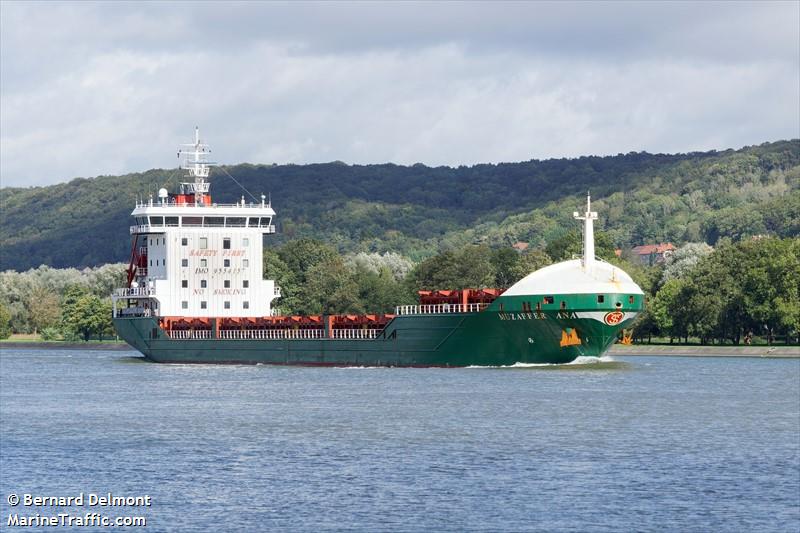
[
  {"left": 113, "top": 128, "right": 281, "bottom": 321},
  {"left": 130, "top": 198, "right": 276, "bottom": 235}
]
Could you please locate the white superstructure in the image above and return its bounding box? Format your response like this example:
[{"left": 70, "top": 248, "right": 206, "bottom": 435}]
[{"left": 113, "top": 129, "right": 279, "bottom": 318}]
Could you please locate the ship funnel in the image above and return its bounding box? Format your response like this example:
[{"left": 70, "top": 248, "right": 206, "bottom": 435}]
[{"left": 573, "top": 193, "right": 598, "bottom": 273}]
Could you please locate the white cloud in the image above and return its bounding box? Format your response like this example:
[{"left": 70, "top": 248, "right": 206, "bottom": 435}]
[{"left": 1, "top": 1, "right": 798, "bottom": 187}]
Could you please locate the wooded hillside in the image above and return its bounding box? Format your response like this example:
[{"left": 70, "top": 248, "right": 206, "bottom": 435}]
[{"left": 1, "top": 140, "right": 797, "bottom": 271}]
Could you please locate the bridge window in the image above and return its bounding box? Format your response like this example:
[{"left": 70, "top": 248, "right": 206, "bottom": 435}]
[
  {"left": 183, "top": 216, "right": 202, "bottom": 226},
  {"left": 223, "top": 238, "right": 231, "bottom": 250},
  {"left": 165, "top": 216, "right": 179, "bottom": 227},
  {"left": 260, "top": 217, "right": 271, "bottom": 227},
  {"left": 226, "top": 217, "right": 246, "bottom": 227},
  {"left": 204, "top": 217, "right": 224, "bottom": 227},
  {"left": 149, "top": 216, "right": 163, "bottom": 226},
  {"left": 248, "top": 217, "right": 259, "bottom": 227},
  {"left": 597, "top": 295, "right": 605, "bottom": 303},
  {"left": 181, "top": 259, "right": 188, "bottom": 267}
]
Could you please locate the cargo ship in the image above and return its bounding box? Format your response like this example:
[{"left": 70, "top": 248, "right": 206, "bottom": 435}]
[{"left": 112, "top": 130, "right": 644, "bottom": 366}]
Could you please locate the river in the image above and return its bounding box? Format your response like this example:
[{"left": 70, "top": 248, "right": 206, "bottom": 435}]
[{"left": 1, "top": 348, "right": 798, "bottom": 531}]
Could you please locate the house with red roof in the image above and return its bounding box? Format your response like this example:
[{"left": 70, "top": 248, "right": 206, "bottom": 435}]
[{"left": 630, "top": 243, "right": 676, "bottom": 265}]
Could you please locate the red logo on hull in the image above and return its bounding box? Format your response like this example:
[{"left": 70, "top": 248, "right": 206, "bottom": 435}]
[{"left": 604, "top": 311, "right": 625, "bottom": 325}]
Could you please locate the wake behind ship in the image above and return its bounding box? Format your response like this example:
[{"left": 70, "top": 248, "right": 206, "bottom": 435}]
[{"left": 112, "top": 130, "right": 644, "bottom": 365}]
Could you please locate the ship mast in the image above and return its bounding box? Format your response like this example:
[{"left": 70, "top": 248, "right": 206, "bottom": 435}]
[
  {"left": 178, "top": 126, "right": 214, "bottom": 204},
  {"left": 573, "top": 193, "right": 598, "bottom": 273}
]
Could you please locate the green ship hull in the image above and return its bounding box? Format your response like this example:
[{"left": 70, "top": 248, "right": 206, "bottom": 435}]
[{"left": 113, "top": 293, "right": 643, "bottom": 366}]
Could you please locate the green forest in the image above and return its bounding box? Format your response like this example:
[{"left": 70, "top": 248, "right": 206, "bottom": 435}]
[{"left": 1, "top": 140, "right": 797, "bottom": 271}]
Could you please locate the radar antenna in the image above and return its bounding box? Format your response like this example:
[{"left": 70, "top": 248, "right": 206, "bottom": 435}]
[{"left": 177, "top": 127, "right": 216, "bottom": 204}]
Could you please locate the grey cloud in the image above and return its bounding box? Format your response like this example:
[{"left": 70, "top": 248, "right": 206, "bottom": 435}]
[{"left": 0, "top": 1, "right": 798, "bottom": 187}]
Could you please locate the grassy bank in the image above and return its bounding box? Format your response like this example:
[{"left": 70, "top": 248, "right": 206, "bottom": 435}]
[{"left": 0, "top": 333, "right": 126, "bottom": 345}]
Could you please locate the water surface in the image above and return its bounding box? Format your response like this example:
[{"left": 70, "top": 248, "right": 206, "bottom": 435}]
[{"left": 1, "top": 349, "right": 798, "bottom": 531}]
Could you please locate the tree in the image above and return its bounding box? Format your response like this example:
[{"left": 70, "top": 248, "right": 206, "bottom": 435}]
[
  {"left": 491, "top": 248, "right": 521, "bottom": 287},
  {"left": 492, "top": 247, "right": 552, "bottom": 287},
  {"left": 703, "top": 207, "right": 767, "bottom": 244},
  {"left": 408, "top": 246, "right": 496, "bottom": 291},
  {"left": 276, "top": 238, "right": 338, "bottom": 283},
  {"left": 736, "top": 238, "right": 800, "bottom": 344},
  {"left": 302, "top": 257, "right": 362, "bottom": 315},
  {"left": 61, "top": 286, "right": 108, "bottom": 341},
  {"left": 0, "top": 303, "right": 11, "bottom": 339},
  {"left": 662, "top": 242, "right": 713, "bottom": 282},
  {"left": 354, "top": 265, "right": 413, "bottom": 314},
  {"left": 346, "top": 252, "right": 413, "bottom": 280},
  {"left": 263, "top": 249, "right": 297, "bottom": 315},
  {"left": 651, "top": 278, "right": 688, "bottom": 342},
  {"left": 545, "top": 230, "right": 616, "bottom": 262},
  {"left": 25, "top": 285, "right": 61, "bottom": 333}
]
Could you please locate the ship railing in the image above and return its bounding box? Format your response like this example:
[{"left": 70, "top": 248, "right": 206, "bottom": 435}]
[
  {"left": 394, "top": 303, "right": 489, "bottom": 315},
  {"left": 131, "top": 224, "right": 276, "bottom": 234},
  {"left": 114, "top": 287, "right": 156, "bottom": 297},
  {"left": 135, "top": 201, "right": 273, "bottom": 210},
  {"left": 329, "top": 329, "right": 380, "bottom": 339},
  {"left": 117, "top": 306, "right": 148, "bottom": 317},
  {"left": 217, "top": 329, "right": 326, "bottom": 340},
  {"left": 168, "top": 330, "right": 212, "bottom": 340},
  {"left": 207, "top": 329, "right": 383, "bottom": 340}
]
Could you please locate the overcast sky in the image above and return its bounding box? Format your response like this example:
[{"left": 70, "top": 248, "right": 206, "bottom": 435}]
[{"left": 1, "top": 1, "right": 798, "bottom": 188}]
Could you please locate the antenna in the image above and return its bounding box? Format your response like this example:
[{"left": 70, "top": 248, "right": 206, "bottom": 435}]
[{"left": 177, "top": 127, "right": 216, "bottom": 204}]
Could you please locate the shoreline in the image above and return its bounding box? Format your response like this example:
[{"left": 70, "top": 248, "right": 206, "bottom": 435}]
[
  {"left": 1, "top": 342, "right": 798, "bottom": 358},
  {"left": 608, "top": 344, "right": 799, "bottom": 358},
  {"left": 0, "top": 342, "right": 133, "bottom": 351}
]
